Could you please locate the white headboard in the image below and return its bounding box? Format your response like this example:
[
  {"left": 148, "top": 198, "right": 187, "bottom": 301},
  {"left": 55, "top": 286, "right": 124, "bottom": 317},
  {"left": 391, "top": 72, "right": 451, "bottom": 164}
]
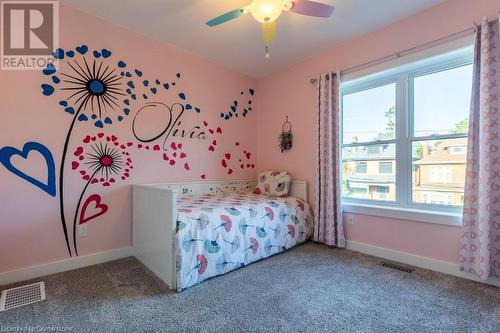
[{"left": 134, "top": 180, "right": 308, "bottom": 201}]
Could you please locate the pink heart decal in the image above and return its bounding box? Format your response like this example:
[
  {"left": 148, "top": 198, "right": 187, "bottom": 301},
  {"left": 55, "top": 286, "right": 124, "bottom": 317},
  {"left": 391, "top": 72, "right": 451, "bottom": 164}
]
[
  {"left": 170, "top": 142, "right": 177, "bottom": 150},
  {"left": 180, "top": 152, "right": 187, "bottom": 159},
  {"left": 97, "top": 133, "right": 104, "bottom": 138},
  {"left": 228, "top": 168, "right": 233, "bottom": 175},
  {"left": 79, "top": 194, "right": 108, "bottom": 224},
  {"left": 225, "top": 153, "right": 231, "bottom": 160},
  {"left": 246, "top": 152, "right": 251, "bottom": 159},
  {"left": 216, "top": 127, "right": 222, "bottom": 134},
  {"left": 153, "top": 145, "right": 160, "bottom": 151},
  {"left": 201, "top": 174, "right": 206, "bottom": 179},
  {"left": 184, "top": 163, "right": 190, "bottom": 171},
  {"left": 71, "top": 161, "right": 79, "bottom": 170},
  {"left": 208, "top": 146, "right": 215, "bottom": 152},
  {"left": 74, "top": 146, "right": 83, "bottom": 156},
  {"left": 83, "top": 136, "right": 91, "bottom": 143},
  {"left": 222, "top": 159, "right": 227, "bottom": 168}
]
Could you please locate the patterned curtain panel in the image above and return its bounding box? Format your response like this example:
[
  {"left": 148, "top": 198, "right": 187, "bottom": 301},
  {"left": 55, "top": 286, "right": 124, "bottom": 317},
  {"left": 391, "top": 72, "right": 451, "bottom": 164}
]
[
  {"left": 314, "top": 72, "right": 345, "bottom": 247},
  {"left": 460, "top": 16, "right": 500, "bottom": 280}
]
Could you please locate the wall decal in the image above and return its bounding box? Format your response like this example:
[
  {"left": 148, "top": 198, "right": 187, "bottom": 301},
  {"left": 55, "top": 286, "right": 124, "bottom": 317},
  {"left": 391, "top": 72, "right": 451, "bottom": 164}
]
[
  {"left": 0, "top": 142, "right": 56, "bottom": 197},
  {"left": 71, "top": 133, "right": 132, "bottom": 255},
  {"left": 220, "top": 88, "right": 255, "bottom": 120},
  {"left": 32, "top": 43, "right": 255, "bottom": 258},
  {"left": 40, "top": 46, "right": 129, "bottom": 257},
  {"left": 79, "top": 194, "right": 108, "bottom": 225},
  {"left": 132, "top": 102, "right": 207, "bottom": 150}
]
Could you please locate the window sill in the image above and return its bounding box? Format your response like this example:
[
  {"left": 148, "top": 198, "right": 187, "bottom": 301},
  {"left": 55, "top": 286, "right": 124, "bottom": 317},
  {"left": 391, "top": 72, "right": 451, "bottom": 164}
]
[{"left": 342, "top": 202, "right": 462, "bottom": 227}]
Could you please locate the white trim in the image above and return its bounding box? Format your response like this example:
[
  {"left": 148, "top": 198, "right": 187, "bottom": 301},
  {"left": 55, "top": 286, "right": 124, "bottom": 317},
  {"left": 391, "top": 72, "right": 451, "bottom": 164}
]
[
  {"left": 0, "top": 247, "right": 133, "bottom": 286},
  {"left": 343, "top": 202, "right": 462, "bottom": 226},
  {"left": 346, "top": 240, "right": 500, "bottom": 287}
]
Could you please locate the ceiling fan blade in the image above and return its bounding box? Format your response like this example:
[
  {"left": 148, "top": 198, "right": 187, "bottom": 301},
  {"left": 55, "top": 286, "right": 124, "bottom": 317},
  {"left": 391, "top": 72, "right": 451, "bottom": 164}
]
[
  {"left": 289, "top": 0, "right": 334, "bottom": 18},
  {"left": 262, "top": 21, "right": 277, "bottom": 44},
  {"left": 206, "top": 7, "right": 249, "bottom": 27}
]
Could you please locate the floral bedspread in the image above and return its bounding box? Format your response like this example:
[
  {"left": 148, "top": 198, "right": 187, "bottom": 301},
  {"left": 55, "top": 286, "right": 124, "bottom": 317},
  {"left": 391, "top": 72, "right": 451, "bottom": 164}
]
[{"left": 175, "top": 192, "right": 312, "bottom": 291}]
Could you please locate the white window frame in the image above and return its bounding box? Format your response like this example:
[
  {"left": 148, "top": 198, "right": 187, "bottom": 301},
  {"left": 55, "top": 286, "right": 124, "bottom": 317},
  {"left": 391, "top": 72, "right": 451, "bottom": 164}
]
[{"left": 340, "top": 48, "right": 473, "bottom": 227}]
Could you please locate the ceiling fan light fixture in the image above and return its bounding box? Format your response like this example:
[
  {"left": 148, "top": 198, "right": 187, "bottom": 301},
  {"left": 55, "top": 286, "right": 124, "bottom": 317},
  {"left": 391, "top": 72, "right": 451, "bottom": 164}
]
[{"left": 250, "top": 0, "right": 283, "bottom": 23}]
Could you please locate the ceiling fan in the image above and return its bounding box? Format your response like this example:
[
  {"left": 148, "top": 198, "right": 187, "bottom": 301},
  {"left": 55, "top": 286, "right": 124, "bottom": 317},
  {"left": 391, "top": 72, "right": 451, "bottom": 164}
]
[{"left": 206, "top": 0, "right": 335, "bottom": 59}]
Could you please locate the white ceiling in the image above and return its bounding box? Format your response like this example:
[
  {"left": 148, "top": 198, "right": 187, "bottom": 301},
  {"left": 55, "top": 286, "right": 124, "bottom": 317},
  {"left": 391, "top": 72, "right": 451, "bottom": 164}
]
[{"left": 62, "top": 0, "right": 444, "bottom": 78}]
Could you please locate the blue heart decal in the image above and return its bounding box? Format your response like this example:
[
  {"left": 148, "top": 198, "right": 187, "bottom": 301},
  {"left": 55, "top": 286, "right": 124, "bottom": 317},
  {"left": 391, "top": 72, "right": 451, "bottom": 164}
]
[
  {"left": 150, "top": 87, "right": 157, "bottom": 94},
  {"left": 163, "top": 83, "right": 169, "bottom": 90},
  {"left": 93, "top": 50, "right": 101, "bottom": 58},
  {"left": 104, "top": 117, "right": 112, "bottom": 124},
  {"left": 142, "top": 94, "right": 148, "bottom": 100},
  {"left": 95, "top": 120, "right": 104, "bottom": 128},
  {"left": 249, "top": 89, "right": 255, "bottom": 96},
  {"left": 41, "top": 84, "right": 54, "bottom": 96},
  {"left": 52, "top": 76, "right": 60, "bottom": 84},
  {"left": 0, "top": 142, "right": 56, "bottom": 197},
  {"left": 195, "top": 107, "right": 200, "bottom": 113},
  {"left": 43, "top": 63, "right": 56, "bottom": 75},
  {"left": 178, "top": 92, "right": 186, "bottom": 100},
  {"left": 78, "top": 114, "right": 88, "bottom": 121},
  {"left": 176, "top": 73, "right": 181, "bottom": 78},
  {"left": 53, "top": 48, "right": 64, "bottom": 59},
  {"left": 185, "top": 104, "right": 192, "bottom": 110},
  {"left": 134, "top": 69, "right": 143, "bottom": 77},
  {"left": 143, "top": 80, "right": 149, "bottom": 87},
  {"left": 101, "top": 49, "right": 112, "bottom": 58},
  {"left": 66, "top": 50, "right": 75, "bottom": 57},
  {"left": 117, "top": 60, "right": 126, "bottom": 68},
  {"left": 76, "top": 45, "right": 88, "bottom": 55}
]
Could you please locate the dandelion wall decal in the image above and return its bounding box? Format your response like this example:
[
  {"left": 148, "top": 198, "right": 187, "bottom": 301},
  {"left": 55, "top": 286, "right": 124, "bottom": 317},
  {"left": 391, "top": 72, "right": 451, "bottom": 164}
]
[
  {"left": 60, "top": 57, "right": 125, "bottom": 122},
  {"left": 70, "top": 133, "right": 133, "bottom": 255},
  {"left": 40, "top": 46, "right": 127, "bottom": 257}
]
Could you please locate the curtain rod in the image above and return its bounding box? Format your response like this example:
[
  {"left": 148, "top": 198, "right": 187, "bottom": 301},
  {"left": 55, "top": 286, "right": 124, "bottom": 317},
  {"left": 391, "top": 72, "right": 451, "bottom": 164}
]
[{"left": 309, "top": 24, "right": 479, "bottom": 84}]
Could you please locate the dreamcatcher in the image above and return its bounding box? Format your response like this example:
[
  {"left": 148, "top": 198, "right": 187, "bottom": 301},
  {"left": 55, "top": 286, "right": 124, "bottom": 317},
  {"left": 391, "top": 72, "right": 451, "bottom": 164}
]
[{"left": 279, "top": 115, "right": 293, "bottom": 153}]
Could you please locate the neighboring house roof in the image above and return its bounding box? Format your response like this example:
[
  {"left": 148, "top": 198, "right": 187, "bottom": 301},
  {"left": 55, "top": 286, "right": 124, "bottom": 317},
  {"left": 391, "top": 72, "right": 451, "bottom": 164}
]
[
  {"left": 414, "top": 138, "right": 467, "bottom": 165},
  {"left": 343, "top": 144, "right": 395, "bottom": 161}
]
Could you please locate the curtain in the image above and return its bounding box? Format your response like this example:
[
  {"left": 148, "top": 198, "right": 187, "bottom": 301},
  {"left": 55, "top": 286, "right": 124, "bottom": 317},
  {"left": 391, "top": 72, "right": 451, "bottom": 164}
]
[
  {"left": 314, "top": 72, "right": 345, "bottom": 247},
  {"left": 460, "top": 16, "right": 500, "bottom": 280}
]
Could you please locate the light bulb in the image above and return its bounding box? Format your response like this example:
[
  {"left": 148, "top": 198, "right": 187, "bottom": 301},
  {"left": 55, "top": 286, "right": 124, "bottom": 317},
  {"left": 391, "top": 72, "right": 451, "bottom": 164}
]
[{"left": 250, "top": 0, "right": 283, "bottom": 23}]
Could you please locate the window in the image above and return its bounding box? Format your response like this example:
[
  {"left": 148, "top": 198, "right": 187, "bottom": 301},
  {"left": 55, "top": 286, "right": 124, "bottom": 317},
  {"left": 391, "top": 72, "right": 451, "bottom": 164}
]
[
  {"left": 341, "top": 48, "right": 472, "bottom": 216},
  {"left": 428, "top": 166, "right": 452, "bottom": 183},
  {"left": 379, "top": 162, "right": 393, "bottom": 174},
  {"left": 355, "top": 162, "right": 367, "bottom": 174}
]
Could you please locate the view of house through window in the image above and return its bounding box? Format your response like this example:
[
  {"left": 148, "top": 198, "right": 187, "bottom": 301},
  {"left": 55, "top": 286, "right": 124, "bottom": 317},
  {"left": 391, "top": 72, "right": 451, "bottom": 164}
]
[{"left": 341, "top": 54, "right": 472, "bottom": 210}]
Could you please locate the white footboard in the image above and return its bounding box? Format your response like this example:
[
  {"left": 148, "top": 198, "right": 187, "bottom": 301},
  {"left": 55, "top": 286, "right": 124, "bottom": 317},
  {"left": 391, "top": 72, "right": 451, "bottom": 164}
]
[{"left": 132, "top": 185, "right": 177, "bottom": 290}]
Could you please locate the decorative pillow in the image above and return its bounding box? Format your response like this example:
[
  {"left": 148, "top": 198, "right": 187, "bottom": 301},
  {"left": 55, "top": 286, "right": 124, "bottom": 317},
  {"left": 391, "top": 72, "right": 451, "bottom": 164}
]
[{"left": 254, "top": 171, "right": 291, "bottom": 197}]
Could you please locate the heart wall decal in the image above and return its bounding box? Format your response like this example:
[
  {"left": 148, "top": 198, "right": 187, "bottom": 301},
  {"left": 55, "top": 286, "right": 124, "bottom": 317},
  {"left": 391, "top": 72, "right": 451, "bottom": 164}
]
[
  {"left": 0, "top": 142, "right": 56, "bottom": 197},
  {"left": 79, "top": 194, "right": 108, "bottom": 224}
]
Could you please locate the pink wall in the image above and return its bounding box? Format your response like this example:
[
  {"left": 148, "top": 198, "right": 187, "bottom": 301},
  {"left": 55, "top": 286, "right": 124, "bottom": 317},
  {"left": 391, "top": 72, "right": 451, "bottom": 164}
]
[
  {"left": 256, "top": 0, "right": 499, "bottom": 264},
  {"left": 0, "top": 5, "right": 257, "bottom": 273}
]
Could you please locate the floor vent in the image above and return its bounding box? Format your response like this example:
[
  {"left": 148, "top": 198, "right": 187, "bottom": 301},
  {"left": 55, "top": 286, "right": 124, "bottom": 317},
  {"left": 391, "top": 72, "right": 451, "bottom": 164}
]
[
  {"left": 0, "top": 282, "right": 46, "bottom": 312},
  {"left": 380, "top": 262, "right": 414, "bottom": 274}
]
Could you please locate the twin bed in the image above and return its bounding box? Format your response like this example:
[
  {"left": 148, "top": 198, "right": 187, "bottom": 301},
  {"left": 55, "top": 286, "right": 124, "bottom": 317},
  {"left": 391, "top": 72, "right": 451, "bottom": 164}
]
[{"left": 132, "top": 180, "right": 312, "bottom": 291}]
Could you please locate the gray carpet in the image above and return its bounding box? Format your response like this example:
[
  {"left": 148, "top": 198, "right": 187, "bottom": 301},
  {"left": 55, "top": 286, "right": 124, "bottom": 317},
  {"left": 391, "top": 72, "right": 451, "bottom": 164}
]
[{"left": 1, "top": 242, "right": 499, "bottom": 332}]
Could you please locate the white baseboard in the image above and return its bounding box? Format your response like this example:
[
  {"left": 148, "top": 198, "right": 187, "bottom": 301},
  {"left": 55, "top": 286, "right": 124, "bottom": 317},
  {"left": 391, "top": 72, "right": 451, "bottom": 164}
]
[
  {"left": 0, "top": 247, "right": 133, "bottom": 286},
  {"left": 346, "top": 240, "right": 500, "bottom": 287}
]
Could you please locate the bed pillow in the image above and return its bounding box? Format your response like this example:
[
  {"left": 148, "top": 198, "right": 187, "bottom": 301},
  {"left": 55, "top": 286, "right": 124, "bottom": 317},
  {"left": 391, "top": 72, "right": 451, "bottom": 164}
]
[{"left": 254, "top": 171, "right": 291, "bottom": 197}]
